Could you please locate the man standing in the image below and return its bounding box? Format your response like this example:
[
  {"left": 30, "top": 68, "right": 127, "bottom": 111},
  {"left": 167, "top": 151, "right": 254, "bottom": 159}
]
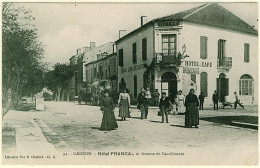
[
  {"left": 198, "top": 92, "right": 205, "bottom": 110},
  {"left": 137, "top": 88, "right": 148, "bottom": 119},
  {"left": 153, "top": 89, "right": 160, "bottom": 106},
  {"left": 212, "top": 90, "right": 219, "bottom": 110},
  {"left": 159, "top": 92, "right": 170, "bottom": 123},
  {"left": 234, "top": 92, "right": 244, "bottom": 109}
]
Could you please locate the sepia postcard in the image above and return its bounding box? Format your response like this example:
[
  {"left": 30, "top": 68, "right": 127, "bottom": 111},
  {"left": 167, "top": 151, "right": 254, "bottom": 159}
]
[{"left": 1, "top": 0, "right": 258, "bottom": 166}]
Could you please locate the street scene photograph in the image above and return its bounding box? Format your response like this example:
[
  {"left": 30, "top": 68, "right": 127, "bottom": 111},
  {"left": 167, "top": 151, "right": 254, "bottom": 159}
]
[{"left": 2, "top": 1, "right": 258, "bottom": 166}]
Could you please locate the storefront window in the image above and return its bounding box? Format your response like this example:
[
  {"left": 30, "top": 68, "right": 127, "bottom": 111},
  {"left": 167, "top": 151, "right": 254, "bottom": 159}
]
[
  {"left": 239, "top": 74, "right": 253, "bottom": 95},
  {"left": 134, "top": 75, "right": 137, "bottom": 97},
  {"left": 162, "top": 34, "right": 176, "bottom": 56}
]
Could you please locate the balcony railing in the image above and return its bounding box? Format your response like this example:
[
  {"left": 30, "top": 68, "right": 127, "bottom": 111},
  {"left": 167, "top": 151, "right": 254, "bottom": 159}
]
[
  {"left": 217, "top": 57, "right": 232, "bottom": 69},
  {"left": 155, "top": 53, "right": 181, "bottom": 66}
]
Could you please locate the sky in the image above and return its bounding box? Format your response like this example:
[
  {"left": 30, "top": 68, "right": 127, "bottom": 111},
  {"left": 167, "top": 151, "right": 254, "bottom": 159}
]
[{"left": 18, "top": 2, "right": 258, "bottom": 66}]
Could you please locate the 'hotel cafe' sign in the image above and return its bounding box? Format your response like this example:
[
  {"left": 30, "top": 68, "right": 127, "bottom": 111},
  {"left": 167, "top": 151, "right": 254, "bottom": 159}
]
[{"left": 183, "top": 60, "right": 213, "bottom": 74}]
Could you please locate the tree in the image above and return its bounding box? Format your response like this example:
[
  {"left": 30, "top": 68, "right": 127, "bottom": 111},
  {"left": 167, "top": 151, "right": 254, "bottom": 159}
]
[
  {"left": 44, "top": 63, "right": 74, "bottom": 101},
  {"left": 2, "top": 3, "right": 44, "bottom": 118}
]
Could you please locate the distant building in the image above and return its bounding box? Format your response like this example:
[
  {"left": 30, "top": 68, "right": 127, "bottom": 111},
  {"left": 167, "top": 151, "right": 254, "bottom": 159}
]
[
  {"left": 84, "top": 53, "right": 117, "bottom": 94},
  {"left": 115, "top": 3, "right": 258, "bottom": 105}
]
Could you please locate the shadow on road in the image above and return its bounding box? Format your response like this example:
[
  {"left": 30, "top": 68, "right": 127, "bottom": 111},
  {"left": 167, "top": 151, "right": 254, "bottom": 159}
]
[
  {"left": 90, "top": 127, "right": 102, "bottom": 131},
  {"left": 170, "top": 124, "right": 186, "bottom": 128},
  {"left": 149, "top": 120, "right": 162, "bottom": 123},
  {"left": 201, "top": 115, "right": 258, "bottom": 130}
]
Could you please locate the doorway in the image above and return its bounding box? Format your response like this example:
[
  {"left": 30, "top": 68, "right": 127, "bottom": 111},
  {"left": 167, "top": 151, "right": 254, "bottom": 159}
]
[
  {"left": 161, "top": 72, "right": 177, "bottom": 97},
  {"left": 217, "top": 73, "right": 229, "bottom": 102}
]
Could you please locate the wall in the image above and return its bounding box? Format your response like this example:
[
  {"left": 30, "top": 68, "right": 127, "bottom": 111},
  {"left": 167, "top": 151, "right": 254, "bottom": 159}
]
[
  {"left": 179, "top": 22, "right": 258, "bottom": 105},
  {"left": 117, "top": 24, "right": 154, "bottom": 97}
]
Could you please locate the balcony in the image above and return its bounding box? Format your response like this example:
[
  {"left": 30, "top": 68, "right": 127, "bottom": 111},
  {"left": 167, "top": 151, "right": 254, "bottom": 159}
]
[
  {"left": 217, "top": 57, "right": 232, "bottom": 70},
  {"left": 155, "top": 53, "right": 182, "bottom": 66}
]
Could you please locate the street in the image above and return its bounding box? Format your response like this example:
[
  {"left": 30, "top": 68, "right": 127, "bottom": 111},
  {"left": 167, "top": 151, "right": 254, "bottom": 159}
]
[{"left": 2, "top": 101, "right": 258, "bottom": 165}]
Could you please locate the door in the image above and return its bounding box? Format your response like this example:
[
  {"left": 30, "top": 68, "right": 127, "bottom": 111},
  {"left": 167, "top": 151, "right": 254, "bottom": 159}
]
[{"left": 161, "top": 72, "right": 177, "bottom": 97}]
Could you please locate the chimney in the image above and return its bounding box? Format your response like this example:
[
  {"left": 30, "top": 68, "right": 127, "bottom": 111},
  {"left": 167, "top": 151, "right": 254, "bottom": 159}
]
[
  {"left": 76, "top": 48, "right": 81, "bottom": 55},
  {"left": 90, "top": 42, "right": 96, "bottom": 49},
  {"left": 141, "top": 16, "right": 147, "bottom": 26}
]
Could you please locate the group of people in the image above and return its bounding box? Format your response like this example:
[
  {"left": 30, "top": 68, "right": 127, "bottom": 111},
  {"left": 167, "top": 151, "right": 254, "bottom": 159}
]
[
  {"left": 158, "top": 89, "right": 199, "bottom": 128},
  {"left": 99, "top": 87, "right": 245, "bottom": 131}
]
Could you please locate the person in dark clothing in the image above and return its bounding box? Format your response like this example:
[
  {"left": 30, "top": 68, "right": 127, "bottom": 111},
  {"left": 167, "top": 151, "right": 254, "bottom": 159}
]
[
  {"left": 159, "top": 92, "right": 170, "bottom": 123},
  {"left": 100, "top": 90, "right": 118, "bottom": 131},
  {"left": 198, "top": 92, "right": 205, "bottom": 110},
  {"left": 137, "top": 88, "right": 148, "bottom": 119},
  {"left": 234, "top": 92, "right": 244, "bottom": 109},
  {"left": 184, "top": 89, "right": 199, "bottom": 128},
  {"left": 153, "top": 89, "right": 160, "bottom": 106},
  {"left": 212, "top": 90, "right": 219, "bottom": 110}
]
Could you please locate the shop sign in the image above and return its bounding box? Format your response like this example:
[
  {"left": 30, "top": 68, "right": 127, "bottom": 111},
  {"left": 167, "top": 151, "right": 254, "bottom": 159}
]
[
  {"left": 158, "top": 20, "right": 179, "bottom": 27},
  {"left": 121, "top": 64, "right": 145, "bottom": 73},
  {"left": 184, "top": 60, "right": 212, "bottom": 67},
  {"left": 183, "top": 67, "right": 199, "bottom": 74}
]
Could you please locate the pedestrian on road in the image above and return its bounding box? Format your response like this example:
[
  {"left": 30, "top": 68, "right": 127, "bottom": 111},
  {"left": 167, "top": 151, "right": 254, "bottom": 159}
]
[
  {"left": 100, "top": 90, "right": 118, "bottom": 131},
  {"left": 212, "top": 90, "right": 219, "bottom": 110},
  {"left": 137, "top": 88, "right": 148, "bottom": 119},
  {"left": 184, "top": 88, "right": 199, "bottom": 128},
  {"left": 177, "top": 90, "right": 185, "bottom": 114},
  {"left": 118, "top": 88, "right": 131, "bottom": 121},
  {"left": 159, "top": 92, "right": 170, "bottom": 123},
  {"left": 234, "top": 92, "right": 244, "bottom": 109},
  {"left": 198, "top": 92, "right": 205, "bottom": 110},
  {"left": 153, "top": 89, "right": 160, "bottom": 106},
  {"left": 145, "top": 88, "right": 152, "bottom": 106}
]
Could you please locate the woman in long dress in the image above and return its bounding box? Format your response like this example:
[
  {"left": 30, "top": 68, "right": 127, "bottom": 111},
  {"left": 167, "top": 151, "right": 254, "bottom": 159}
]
[
  {"left": 177, "top": 90, "right": 185, "bottom": 114},
  {"left": 184, "top": 88, "right": 199, "bottom": 128},
  {"left": 118, "top": 89, "right": 131, "bottom": 121},
  {"left": 100, "top": 90, "right": 118, "bottom": 130}
]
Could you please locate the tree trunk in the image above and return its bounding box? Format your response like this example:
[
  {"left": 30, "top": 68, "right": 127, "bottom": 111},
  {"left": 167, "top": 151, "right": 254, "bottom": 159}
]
[
  {"left": 61, "top": 90, "right": 65, "bottom": 101},
  {"left": 57, "top": 86, "right": 62, "bottom": 101}
]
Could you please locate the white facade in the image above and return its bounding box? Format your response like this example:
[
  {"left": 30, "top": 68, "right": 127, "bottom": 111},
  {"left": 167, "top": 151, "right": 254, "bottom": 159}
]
[
  {"left": 117, "top": 22, "right": 258, "bottom": 105},
  {"left": 83, "top": 42, "right": 114, "bottom": 82}
]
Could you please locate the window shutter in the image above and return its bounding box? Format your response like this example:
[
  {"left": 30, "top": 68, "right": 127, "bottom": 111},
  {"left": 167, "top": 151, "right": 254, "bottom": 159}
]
[
  {"left": 133, "top": 43, "right": 137, "bottom": 63},
  {"left": 244, "top": 43, "right": 250, "bottom": 62},
  {"left": 200, "top": 36, "right": 207, "bottom": 59},
  {"left": 119, "top": 49, "right": 124, "bottom": 66},
  {"left": 225, "top": 78, "right": 229, "bottom": 96},
  {"left": 142, "top": 38, "right": 147, "bottom": 60}
]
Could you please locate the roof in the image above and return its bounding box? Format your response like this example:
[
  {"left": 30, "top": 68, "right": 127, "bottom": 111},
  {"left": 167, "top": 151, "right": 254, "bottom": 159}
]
[
  {"left": 116, "top": 3, "right": 257, "bottom": 43},
  {"left": 84, "top": 52, "right": 117, "bottom": 67}
]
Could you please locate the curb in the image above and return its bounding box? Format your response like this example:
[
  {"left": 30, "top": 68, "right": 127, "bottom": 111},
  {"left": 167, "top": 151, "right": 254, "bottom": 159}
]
[{"left": 231, "top": 121, "right": 258, "bottom": 130}]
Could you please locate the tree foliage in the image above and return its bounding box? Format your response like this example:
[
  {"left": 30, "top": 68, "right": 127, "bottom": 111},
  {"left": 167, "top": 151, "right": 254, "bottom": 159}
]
[
  {"left": 2, "top": 3, "right": 44, "bottom": 118},
  {"left": 44, "top": 63, "right": 74, "bottom": 101}
]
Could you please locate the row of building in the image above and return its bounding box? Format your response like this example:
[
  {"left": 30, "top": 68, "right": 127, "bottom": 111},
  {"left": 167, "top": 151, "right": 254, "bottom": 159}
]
[{"left": 69, "top": 3, "right": 258, "bottom": 105}]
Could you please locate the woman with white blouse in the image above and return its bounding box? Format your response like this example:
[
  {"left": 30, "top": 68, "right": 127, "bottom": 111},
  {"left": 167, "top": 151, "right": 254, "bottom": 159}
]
[
  {"left": 118, "top": 89, "right": 131, "bottom": 121},
  {"left": 177, "top": 90, "right": 185, "bottom": 114}
]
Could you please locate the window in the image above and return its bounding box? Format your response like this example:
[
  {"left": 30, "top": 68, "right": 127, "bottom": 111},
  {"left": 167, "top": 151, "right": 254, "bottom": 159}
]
[
  {"left": 134, "top": 76, "right": 137, "bottom": 97},
  {"left": 132, "top": 43, "right": 137, "bottom": 63},
  {"left": 142, "top": 38, "right": 147, "bottom": 60},
  {"left": 244, "top": 43, "right": 250, "bottom": 62},
  {"left": 239, "top": 74, "right": 253, "bottom": 95},
  {"left": 99, "top": 65, "right": 103, "bottom": 79},
  {"left": 94, "top": 67, "right": 97, "bottom": 78},
  {"left": 200, "top": 72, "right": 208, "bottom": 96},
  {"left": 191, "top": 74, "right": 196, "bottom": 83},
  {"left": 119, "top": 49, "right": 124, "bottom": 66},
  {"left": 86, "top": 70, "right": 88, "bottom": 82},
  {"left": 162, "top": 34, "right": 176, "bottom": 56},
  {"left": 200, "top": 36, "right": 208, "bottom": 59},
  {"left": 218, "top": 40, "right": 226, "bottom": 64}
]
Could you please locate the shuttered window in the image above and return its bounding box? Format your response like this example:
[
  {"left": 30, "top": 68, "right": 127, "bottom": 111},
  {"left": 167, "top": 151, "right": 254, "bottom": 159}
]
[
  {"left": 133, "top": 43, "right": 137, "bottom": 63},
  {"left": 134, "top": 75, "right": 137, "bottom": 97},
  {"left": 218, "top": 39, "right": 226, "bottom": 66},
  {"left": 162, "top": 34, "right": 176, "bottom": 56},
  {"left": 119, "top": 49, "right": 124, "bottom": 66},
  {"left": 200, "top": 36, "right": 208, "bottom": 59},
  {"left": 244, "top": 43, "right": 250, "bottom": 62},
  {"left": 200, "top": 72, "right": 208, "bottom": 96},
  {"left": 191, "top": 74, "right": 196, "bottom": 83},
  {"left": 142, "top": 38, "right": 147, "bottom": 60}
]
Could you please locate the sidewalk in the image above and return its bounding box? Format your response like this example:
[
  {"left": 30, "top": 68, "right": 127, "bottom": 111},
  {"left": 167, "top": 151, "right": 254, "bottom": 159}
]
[{"left": 2, "top": 110, "right": 57, "bottom": 155}]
